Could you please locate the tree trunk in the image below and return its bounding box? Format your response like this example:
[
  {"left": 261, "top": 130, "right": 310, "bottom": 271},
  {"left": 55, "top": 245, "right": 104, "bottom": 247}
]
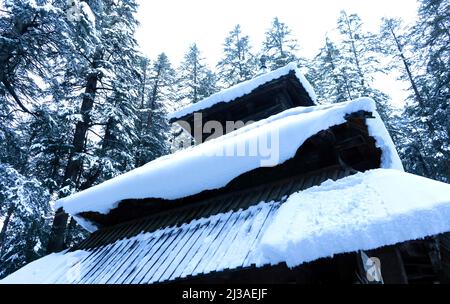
[
  {"left": 46, "top": 207, "right": 70, "bottom": 252},
  {"left": 47, "top": 49, "right": 102, "bottom": 253},
  {"left": 193, "top": 58, "right": 198, "bottom": 103},
  {"left": 343, "top": 13, "right": 366, "bottom": 88},
  {"left": 390, "top": 27, "right": 424, "bottom": 109},
  {"left": 147, "top": 70, "right": 160, "bottom": 129},
  {"left": 64, "top": 216, "right": 79, "bottom": 249}
]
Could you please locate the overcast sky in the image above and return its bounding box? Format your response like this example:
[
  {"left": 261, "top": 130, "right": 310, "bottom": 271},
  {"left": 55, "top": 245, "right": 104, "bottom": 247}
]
[{"left": 135, "top": 0, "right": 420, "bottom": 105}]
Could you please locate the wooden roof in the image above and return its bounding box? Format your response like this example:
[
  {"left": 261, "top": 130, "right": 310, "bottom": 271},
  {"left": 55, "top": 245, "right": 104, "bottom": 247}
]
[
  {"left": 79, "top": 112, "right": 381, "bottom": 228},
  {"left": 172, "top": 71, "right": 316, "bottom": 141},
  {"left": 44, "top": 112, "right": 384, "bottom": 284},
  {"left": 61, "top": 166, "right": 353, "bottom": 284}
]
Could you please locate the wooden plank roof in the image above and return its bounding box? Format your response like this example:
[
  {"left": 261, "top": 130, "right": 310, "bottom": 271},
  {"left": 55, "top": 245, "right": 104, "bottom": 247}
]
[{"left": 55, "top": 166, "right": 352, "bottom": 284}]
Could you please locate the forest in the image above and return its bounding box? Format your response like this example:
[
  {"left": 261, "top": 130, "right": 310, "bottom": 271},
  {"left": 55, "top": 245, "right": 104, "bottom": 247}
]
[{"left": 0, "top": 0, "right": 448, "bottom": 279}]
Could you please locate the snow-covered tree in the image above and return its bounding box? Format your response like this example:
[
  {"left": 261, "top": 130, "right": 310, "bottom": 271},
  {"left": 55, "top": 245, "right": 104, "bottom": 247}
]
[
  {"left": 262, "top": 17, "right": 301, "bottom": 70},
  {"left": 412, "top": 0, "right": 449, "bottom": 182},
  {"left": 134, "top": 53, "right": 173, "bottom": 167},
  {"left": 46, "top": 0, "right": 143, "bottom": 252},
  {"left": 0, "top": 0, "right": 74, "bottom": 278},
  {"left": 307, "top": 37, "right": 353, "bottom": 104},
  {"left": 216, "top": 24, "right": 257, "bottom": 87},
  {"left": 0, "top": 164, "right": 52, "bottom": 278},
  {"left": 0, "top": 0, "right": 72, "bottom": 116},
  {"left": 378, "top": 18, "right": 430, "bottom": 176},
  {"left": 177, "top": 43, "right": 218, "bottom": 105},
  {"left": 335, "top": 11, "right": 393, "bottom": 124},
  {"left": 386, "top": 0, "right": 450, "bottom": 182}
]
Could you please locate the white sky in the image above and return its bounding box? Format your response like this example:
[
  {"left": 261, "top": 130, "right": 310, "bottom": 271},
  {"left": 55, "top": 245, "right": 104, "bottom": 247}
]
[{"left": 135, "top": 0, "right": 420, "bottom": 106}]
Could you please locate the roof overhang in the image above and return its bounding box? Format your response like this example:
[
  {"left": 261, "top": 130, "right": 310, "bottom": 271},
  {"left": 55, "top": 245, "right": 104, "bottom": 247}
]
[
  {"left": 56, "top": 98, "right": 403, "bottom": 231},
  {"left": 168, "top": 63, "right": 317, "bottom": 124}
]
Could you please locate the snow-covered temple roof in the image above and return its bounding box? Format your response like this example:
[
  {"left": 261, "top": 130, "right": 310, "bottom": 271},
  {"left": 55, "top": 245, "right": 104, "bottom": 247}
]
[
  {"left": 260, "top": 169, "right": 450, "bottom": 268},
  {"left": 3, "top": 169, "right": 450, "bottom": 284},
  {"left": 167, "top": 63, "right": 317, "bottom": 121},
  {"left": 56, "top": 97, "right": 403, "bottom": 231}
]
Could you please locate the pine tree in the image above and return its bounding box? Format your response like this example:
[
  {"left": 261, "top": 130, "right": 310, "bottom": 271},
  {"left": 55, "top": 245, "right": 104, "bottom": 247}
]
[
  {"left": 177, "top": 43, "right": 218, "bottom": 105},
  {"left": 378, "top": 18, "right": 431, "bottom": 177},
  {"left": 307, "top": 37, "right": 353, "bottom": 104},
  {"left": 0, "top": 0, "right": 74, "bottom": 277},
  {"left": 262, "top": 17, "right": 301, "bottom": 70},
  {"left": 216, "top": 24, "right": 257, "bottom": 87},
  {"left": 134, "top": 53, "right": 173, "bottom": 167},
  {"left": 413, "top": 0, "right": 449, "bottom": 181},
  {"left": 45, "top": 1, "right": 103, "bottom": 252},
  {"left": 47, "top": 0, "right": 143, "bottom": 252},
  {"left": 377, "top": 1, "right": 449, "bottom": 182},
  {"left": 0, "top": 0, "right": 71, "bottom": 116},
  {"left": 0, "top": 164, "right": 51, "bottom": 278},
  {"left": 335, "top": 11, "right": 393, "bottom": 124},
  {"left": 399, "top": 0, "right": 449, "bottom": 181}
]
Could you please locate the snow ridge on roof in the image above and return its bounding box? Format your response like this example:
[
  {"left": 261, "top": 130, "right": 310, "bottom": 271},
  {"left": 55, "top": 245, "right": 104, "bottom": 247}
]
[
  {"left": 260, "top": 169, "right": 450, "bottom": 268},
  {"left": 167, "top": 62, "right": 317, "bottom": 120},
  {"left": 56, "top": 97, "right": 402, "bottom": 231}
]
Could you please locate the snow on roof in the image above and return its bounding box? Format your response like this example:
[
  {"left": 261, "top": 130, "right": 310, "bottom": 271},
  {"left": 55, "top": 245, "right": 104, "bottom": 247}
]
[
  {"left": 0, "top": 250, "right": 89, "bottom": 284},
  {"left": 57, "top": 97, "right": 402, "bottom": 231},
  {"left": 3, "top": 169, "right": 450, "bottom": 284},
  {"left": 0, "top": 201, "right": 279, "bottom": 284},
  {"left": 167, "top": 62, "right": 317, "bottom": 120},
  {"left": 260, "top": 169, "right": 450, "bottom": 268}
]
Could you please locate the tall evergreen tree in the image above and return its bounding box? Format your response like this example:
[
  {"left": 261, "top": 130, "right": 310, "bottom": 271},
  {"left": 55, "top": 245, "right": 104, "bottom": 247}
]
[
  {"left": 378, "top": 17, "right": 433, "bottom": 178},
  {"left": 216, "top": 24, "right": 257, "bottom": 87},
  {"left": 307, "top": 37, "right": 353, "bottom": 104},
  {"left": 47, "top": 0, "right": 143, "bottom": 252},
  {"left": 336, "top": 11, "right": 393, "bottom": 124},
  {"left": 177, "top": 43, "right": 217, "bottom": 105},
  {"left": 0, "top": 0, "right": 71, "bottom": 116},
  {"left": 392, "top": 0, "right": 449, "bottom": 182},
  {"left": 413, "top": 0, "right": 449, "bottom": 181},
  {"left": 262, "top": 17, "right": 301, "bottom": 70},
  {"left": 135, "top": 53, "right": 173, "bottom": 167},
  {"left": 0, "top": 0, "right": 74, "bottom": 277}
]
